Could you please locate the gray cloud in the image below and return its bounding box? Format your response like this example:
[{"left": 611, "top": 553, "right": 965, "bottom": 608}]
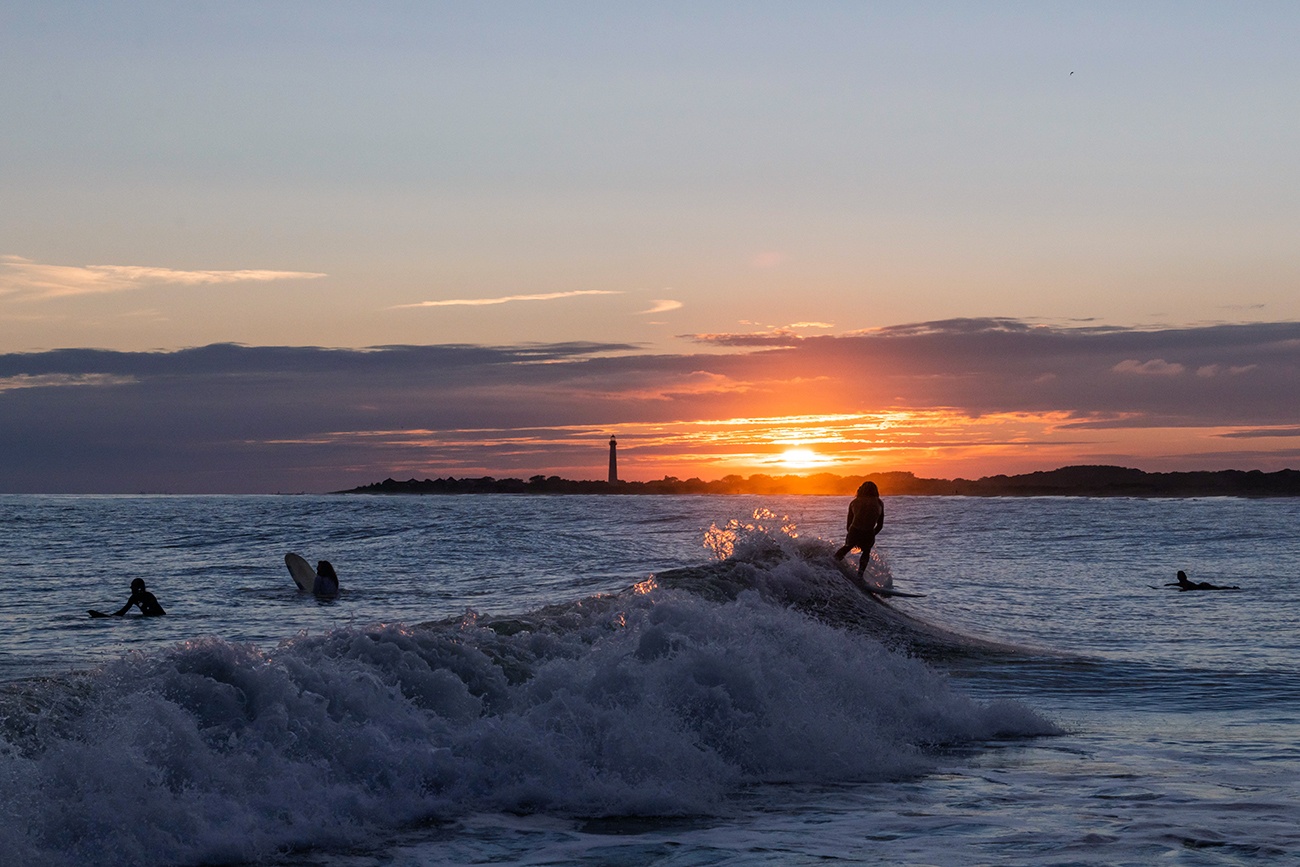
[
  {"left": 1218, "top": 428, "right": 1300, "bottom": 439},
  {"left": 2, "top": 319, "right": 1297, "bottom": 492},
  {"left": 1112, "top": 359, "right": 1186, "bottom": 376}
]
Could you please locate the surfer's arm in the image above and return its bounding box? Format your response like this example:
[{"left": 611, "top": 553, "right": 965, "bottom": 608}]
[
  {"left": 873, "top": 503, "right": 885, "bottom": 534},
  {"left": 112, "top": 589, "right": 144, "bottom": 616}
]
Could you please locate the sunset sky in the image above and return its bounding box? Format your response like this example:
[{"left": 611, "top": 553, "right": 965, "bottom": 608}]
[{"left": 3, "top": 2, "right": 1298, "bottom": 493}]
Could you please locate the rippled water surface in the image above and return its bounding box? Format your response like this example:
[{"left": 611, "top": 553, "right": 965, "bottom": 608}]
[{"left": 1, "top": 494, "right": 1297, "bottom": 865}]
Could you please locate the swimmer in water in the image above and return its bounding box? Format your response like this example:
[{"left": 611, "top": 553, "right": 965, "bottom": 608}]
[{"left": 112, "top": 578, "right": 166, "bottom": 616}]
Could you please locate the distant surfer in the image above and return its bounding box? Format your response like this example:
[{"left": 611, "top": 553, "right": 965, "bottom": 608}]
[
  {"left": 90, "top": 578, "right": 165, "bottom": 617},
  {"left": 284, "top": 552, "right": 340, "bottom": 596},
  {"left": 834, "top": 481, "right": 885, "bottom": 578},
  {"left": 1167, "top": 570, "right": 1239, "bottom": 591},
  {"left": 314, "top": 560, "right": 339, "bottom": 595}
]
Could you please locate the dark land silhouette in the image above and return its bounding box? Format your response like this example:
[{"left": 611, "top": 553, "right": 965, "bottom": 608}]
[{"left": 340, "top": 465, "right": 1300, "bottom": 498}]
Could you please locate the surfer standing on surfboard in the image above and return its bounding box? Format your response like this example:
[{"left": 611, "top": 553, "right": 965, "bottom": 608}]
[{"left": 834, "top": 481, "right": 885, "bottom": 579}]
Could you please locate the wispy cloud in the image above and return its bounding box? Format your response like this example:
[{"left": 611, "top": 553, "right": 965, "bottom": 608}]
[
  {"left": 393, "top": 290, "right": 621, "bottom": 309},
  {"left": 1196, "top": 364, "right": 1257, "bottom": 378},
  {"left": 688, "top": 321, "right": 833, "bottom": 345},
  {"left": 0, "top": 255, "right": 327, "bottom": 300},
  {"left": 686, "top": 329, "right": 804, "bottom": 347},
  {"left": 1113, "top": 359, "right": 1185, "bottom": 376},
  {"left": 1218, "top": 427, "right": 1300, "bottom": 439},
  {"left": 638, "top": 299, "right": 682, "bottom": 315},
  {"left": 0, "top": 373, "right": 136, "bottom": 393}
]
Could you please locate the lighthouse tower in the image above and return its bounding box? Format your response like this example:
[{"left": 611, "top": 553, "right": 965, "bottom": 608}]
[{"left": 608, "top": 436, "right": 618, "bottom": 484}]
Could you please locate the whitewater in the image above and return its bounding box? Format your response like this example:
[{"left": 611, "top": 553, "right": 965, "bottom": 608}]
[{"left": 1, "top": 493, "right": 1297, "bottom": 865}]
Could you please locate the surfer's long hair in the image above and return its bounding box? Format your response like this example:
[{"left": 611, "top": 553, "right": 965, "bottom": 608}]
[{"left": 857, "top": 481, "right": 879, "bottom": 498}]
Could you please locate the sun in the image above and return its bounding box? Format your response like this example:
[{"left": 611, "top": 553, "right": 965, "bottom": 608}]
[{"left": 777, "top": 447, "right": 831, "bottom": 470}]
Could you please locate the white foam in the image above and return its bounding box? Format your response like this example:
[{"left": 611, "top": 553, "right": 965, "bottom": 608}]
[{"left": 0, "top": 518, "right": 1058, "bottom": 866}]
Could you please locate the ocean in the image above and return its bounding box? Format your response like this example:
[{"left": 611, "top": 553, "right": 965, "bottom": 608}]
[{"left": 1, "top": 493, "right": 1297, "bottom": 866}]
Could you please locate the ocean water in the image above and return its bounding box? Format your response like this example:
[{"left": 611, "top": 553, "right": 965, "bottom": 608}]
[{"left": 1, "top": 493, "right": 1297, "bottom": 866}]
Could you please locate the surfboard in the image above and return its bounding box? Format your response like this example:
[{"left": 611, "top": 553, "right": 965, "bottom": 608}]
[
  {"left": 863, "top": 586, "right": 927, "bottom": 598},
  {"left": 835, "top": 560, "right": 926, "bottom": 599},
  {"left": 285, "top": 552, "right": 340, "bottom": 596},
  {"left": 285, "top": 552, "right": 319, "bottom": 592},
  {"left": 88, "top": 609, "right": 112, "bottom": 618}
]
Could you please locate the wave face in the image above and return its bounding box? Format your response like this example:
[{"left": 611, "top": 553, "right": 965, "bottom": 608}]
[{"left": 0, "top": 512, "right": 1056, "bottom": 867}]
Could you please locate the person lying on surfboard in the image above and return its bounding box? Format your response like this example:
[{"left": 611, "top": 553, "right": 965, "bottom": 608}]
[
  {"left": 95, "top": 578, "right": 165, "bottom": 616},
  {"left": 1167, "top": 570, "right": 1239, "bottom": 591},
  {"left": 834, "top": 481, "right": 885, "bottom": 579}
]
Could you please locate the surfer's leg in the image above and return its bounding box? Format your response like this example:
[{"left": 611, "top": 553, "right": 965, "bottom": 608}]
[
  {"left": 857, "top": 545, "right": 873, "bottom": 577},
  {"left": 856, "top": 534, "right": 878, "bottom": 577},
  {"left": 834, "top": 544, "right": 851, "bottom": 560}
]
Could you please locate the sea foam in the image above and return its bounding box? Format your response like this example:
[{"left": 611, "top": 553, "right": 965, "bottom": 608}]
[{"left": 0, "top": 514, "right": 1057, "bottom": 866}]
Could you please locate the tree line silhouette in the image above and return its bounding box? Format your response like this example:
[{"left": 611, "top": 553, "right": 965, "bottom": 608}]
[{"left": 341, "top": 465, "right": 1300, "bottom": 497}]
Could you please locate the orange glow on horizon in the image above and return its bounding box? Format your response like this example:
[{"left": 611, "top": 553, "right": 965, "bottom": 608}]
[
  {"left": 774, "top": 447, "right": 834, "bottom": 471},
  {"left": 287, "top": 410, "right": 1291, "bottom": 483}
]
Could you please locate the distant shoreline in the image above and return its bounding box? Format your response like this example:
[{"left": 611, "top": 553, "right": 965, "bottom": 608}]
[{"left": 339, "top": 465, "right": 1300, "bottom": 498}]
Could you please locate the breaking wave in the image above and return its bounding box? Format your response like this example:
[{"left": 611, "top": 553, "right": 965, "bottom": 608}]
[{"left": 0, "top": 511, "right": 1057, "bottom": 866}]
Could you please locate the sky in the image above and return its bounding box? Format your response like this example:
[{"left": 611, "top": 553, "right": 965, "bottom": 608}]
[{"left": 2, "top": 1, "right": 1298, "bottom": 493}]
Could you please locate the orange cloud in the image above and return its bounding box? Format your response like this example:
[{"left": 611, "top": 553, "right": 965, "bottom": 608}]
[{"left": 638, "top": 299, "right": 683, "bottom": 315}]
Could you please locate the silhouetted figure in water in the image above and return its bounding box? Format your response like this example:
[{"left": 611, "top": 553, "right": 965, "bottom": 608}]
[
  {"left": 1167, "top": 570, "right": 1239, "bottom": 591},
  {"left": 284, "top": 552, "right": 340, "bottom": 596},
  {"left": 834, "top": 481, "right": 885, "bottom": 578},
  {"left": 313, "top": 560, "right": 339, "bottom": 595},
  {"left": 112, "top": 578, "right": 166, "bottom": 615}
]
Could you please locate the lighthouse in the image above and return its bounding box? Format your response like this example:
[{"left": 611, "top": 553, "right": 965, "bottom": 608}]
[{"left": 608, "top": 436, "right": 618, "bottom": 484}]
